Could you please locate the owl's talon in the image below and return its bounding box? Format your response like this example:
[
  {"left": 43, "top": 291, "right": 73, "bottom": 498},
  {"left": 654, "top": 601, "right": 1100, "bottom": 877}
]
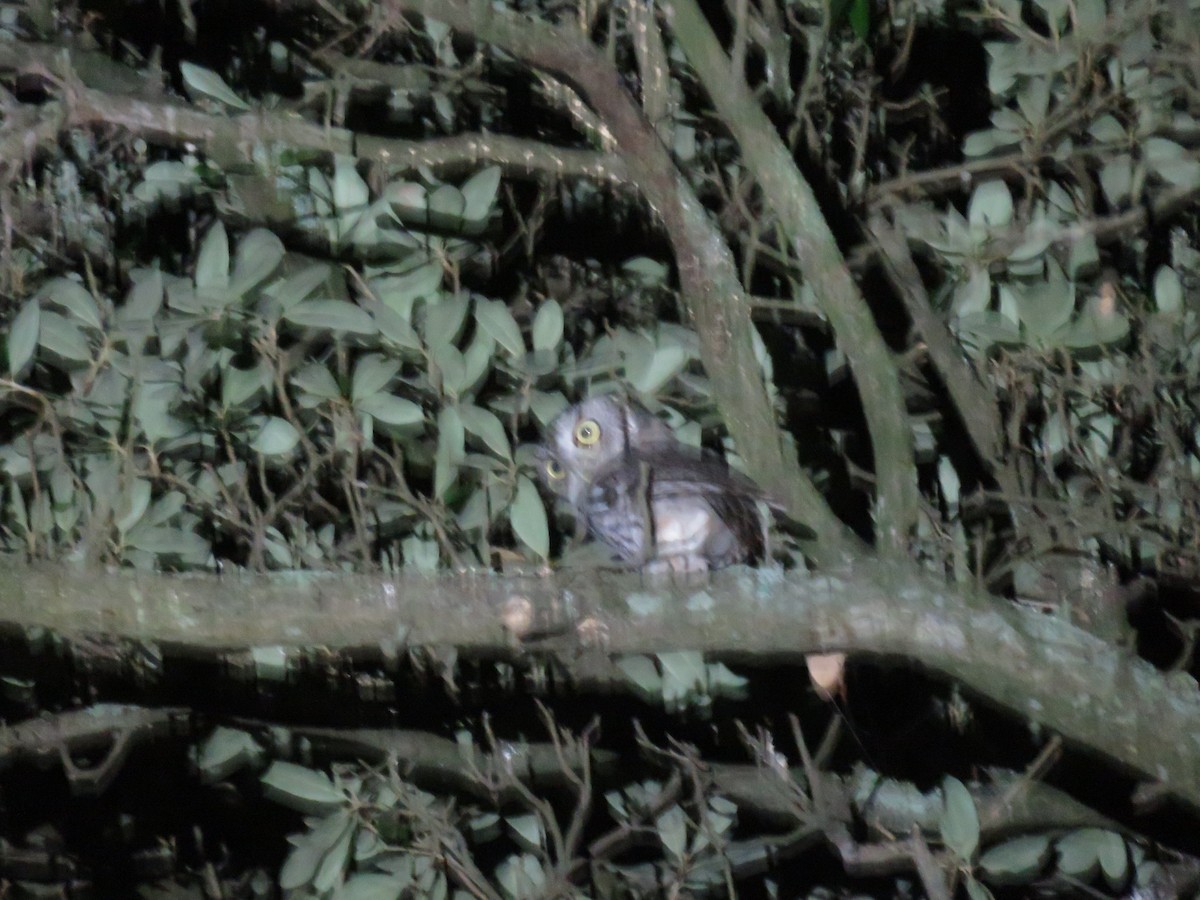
[{"left": 642, "top": 555, "right": 710, "bottom": 588}]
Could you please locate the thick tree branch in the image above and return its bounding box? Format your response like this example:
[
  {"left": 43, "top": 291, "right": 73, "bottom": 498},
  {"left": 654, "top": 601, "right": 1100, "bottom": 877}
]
[
  {"left": 3, "top": 559, "right": 1199, "bottom": 813},
  {"left": 709, "top": 763, "right": 1116, "bottom": 838},
  {"left": 0, "top": 42, "right": 623, "bottom": 181},
  {"left": 866, "top": 213, "right": 1017, "bottom": 493},
  {"left": 664, "top": 0, "right": 920, "bottom": 554}
]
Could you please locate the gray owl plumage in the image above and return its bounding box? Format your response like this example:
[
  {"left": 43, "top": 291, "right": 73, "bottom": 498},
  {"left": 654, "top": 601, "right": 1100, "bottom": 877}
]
[{"left": 536, "top": 395, "right": 775, "bottom": 571}]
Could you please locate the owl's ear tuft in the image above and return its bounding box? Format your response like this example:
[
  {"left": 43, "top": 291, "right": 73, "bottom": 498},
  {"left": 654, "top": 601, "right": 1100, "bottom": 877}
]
[{"left": 621, "top": 396, "right": 672, "bottom": 444}]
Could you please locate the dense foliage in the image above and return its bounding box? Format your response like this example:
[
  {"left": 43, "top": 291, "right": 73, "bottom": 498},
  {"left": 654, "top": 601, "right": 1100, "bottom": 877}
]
[{"left": 0, "top": 0, "right": 1199, "bottom": 896}]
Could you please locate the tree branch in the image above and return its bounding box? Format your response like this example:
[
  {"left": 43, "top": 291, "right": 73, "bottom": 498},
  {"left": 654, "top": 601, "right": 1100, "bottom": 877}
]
[
  {"left": 866, "top": 212, "right": 1017, "bottom": 495},
  {"left": 3, "top": 559, "right": 1199, "bottom": 813},
  {"left": 663, "top": 0, "right": 920, "bottom": 554}
]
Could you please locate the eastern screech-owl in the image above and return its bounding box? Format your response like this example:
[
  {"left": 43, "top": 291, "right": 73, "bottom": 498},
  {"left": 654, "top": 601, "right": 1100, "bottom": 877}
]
[{"left": 536, "top": 395, "right": 774, "bottom": 571}]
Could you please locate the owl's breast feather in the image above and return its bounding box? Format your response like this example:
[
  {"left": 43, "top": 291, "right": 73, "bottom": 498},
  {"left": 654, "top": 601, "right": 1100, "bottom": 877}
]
[{"left": 651, "top": 500, "right": 714, "bottom": 555}]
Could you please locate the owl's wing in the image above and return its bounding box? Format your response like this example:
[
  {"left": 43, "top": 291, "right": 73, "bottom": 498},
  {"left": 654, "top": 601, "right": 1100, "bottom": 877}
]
[
  {"left": 595, "top": 443, "right": 814, "bottom": 543},
  {"left": 612, "top": 442, "right": 780, "bottom": 507},
  {"left": 586, "top": 445, "right": 776, "bottom": 565}
]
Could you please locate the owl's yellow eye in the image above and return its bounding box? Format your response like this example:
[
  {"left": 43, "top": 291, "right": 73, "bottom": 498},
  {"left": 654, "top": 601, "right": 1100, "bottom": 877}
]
[
  {"left": 544, "top": 458, "right": 565, "bottom": 480},
  {"left": 574, "top": 419, "right": 601, "bottom": 446}
]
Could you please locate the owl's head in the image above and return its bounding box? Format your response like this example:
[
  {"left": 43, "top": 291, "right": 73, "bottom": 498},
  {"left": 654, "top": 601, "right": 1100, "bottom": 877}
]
[{"left": 536, "top": 394, "right": 672, "bottom": 506}]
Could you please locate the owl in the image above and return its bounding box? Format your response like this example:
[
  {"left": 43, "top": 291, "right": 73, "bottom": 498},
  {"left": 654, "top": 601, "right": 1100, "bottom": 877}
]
[{"left": 536, "top": 394, "right": 776, "bottom": 571}]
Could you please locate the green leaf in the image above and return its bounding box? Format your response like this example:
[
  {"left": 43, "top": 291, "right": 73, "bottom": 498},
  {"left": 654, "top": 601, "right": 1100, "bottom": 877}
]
[
  {"left": 615, "top": 655, "right": 663, "bottom": 703},
  {"left": 251, "top": 417, "right": 301, "bottom": 456},
  {"left": 229, "top": 228, "right": 284, "bottom": 294},
  {"left": 339, "top": 873, "right": 411, "bottom": 900},
  {"left": 285, "top": 299, "right": 377, "bottom": 335},
  {"left": 195, "top": 222, "right": 230, "bottom": 290},
  {"left": 1073, "top": 0, "right": 1106, "bottom": 38},
  {"left": 1157, "top": 158, "right": 1200, "bottom": 190},
  {"left": 674, "top": 123, "right": 696, "bottom": 161},
  {"left": 38, "top": 310, "right": 92, "bottom": 364},
  {"left": 1057, "top": 828, "right": 1126, "bottom": 883},
  {"left": 115, "top": 478, "right": 153, "bottom": 533},
  {"left": 504, "top": 814, "right": 544, "bottom": 853},
  {"left": 1062, "top": 298, "right": 1129, "bottom": 349},
  {"left": 475, "top": 299, "right": 524, "bottom": 357},
  {"left": 1067, "top": 233, "right": 1100, "bottom": 279},
  {"left": 353, "top": 828, "right": 385, "bottom": 862},
  {"left": 279, "top": 842, "right": 322, "bottom": 892},
  {"left": 939, "top": 775, "right": 979, "bottom": 862},
  {"left": 376, "top": 263, "right": 444, "bottom": 316},
  {"left": 1016, "top": 79, "right": 1051, "bottom": 127},
  {"left": 41, "top": 278, "right": 102, "bottom": 330},
  {"left": 1144, "top": 137, "right": 1185, "bottom": 163},
  {"left": 291, "top": 362, "right": 342, "bottom": 400},
  {"left": 357, "top": 393, "right": 425, "bottom": 426},
  {"left": 134, "top": 382, "right": 188, "bottom": 442},
  {"left": 660, "top": 650, "right": 706, "bottom": 712},
  {"left": 333, "top": 154, "right": 370, "bottom": 213},
  {"left": 373, "top": 303, "right": 423, "bottom": 351},
  {"left": 954, "top": 310, "right": 1021, "bottom": 353},
  {"left": 312, "top": 816, "right": 354, "bottom": 894},
  {"left": 656, "top": 805, "right": 688, "bottom": 862},
  {"left": 460, "top": 165, "right": 501, "bottom": 227},
  {"left": 352, "top": 354, "right": 401, "bottom": 401},
  {"left": 848, "top": 0, "right": 869, "bottom": 39},
  {"left": 939, "top": 456, "right": 961, "bottom": 511},
  {"left": 402, "top": 535, "right": 440, "bottom": 572},
  {"left": 1003, "top": 263, "right": 1075, "bottom": 339},
  {"left": 7, "top": 300, "right": 39, "bottom": 376},
  {"left": 1154, "top": 266, "right": 1183, "bottom": 314},
  {"left": 431, "top": 343, "right": 466, "bottom": 396},
  {"left": 978, "top": 834, "right": 1052, "bottom": 885},
  {"left": 459, "top": 404, "right": 512, "bottom": 459},
  {"left": 622, "top": 256, "right": 668, "bottom": 286},
  {"left": 134, "top": 160, "right": 200, "bottom": 203},
  {"left": 963, "top": 129, "right": 1009, "bottom": 157},
  {"left": 468, "top": 812, "right": 502, "bottom": 843},
  {"left": 266, "top": 263, "right": 330, "bottom": 314},
  {"left": 706, "top": 661, "right": 749, "bottom": 700},
  {"left": 1099, "top": 154, "right": 1134, "bottom": 206},
  {"left": 222, "top": 362, "right": 270, "bottom": 409},
  {"left": 180, "top": 61, "right": 250, "bottom": 109},
  {"left": 383, "top": 181, "right": 429, "bottom": 223},
  {"left": 968, "top": 179, "right": 1014, "bottom": 231},
  {"left": 627, "top": 341, "right": 688, "bottom": 394},
  {"left": 423, "top": 292, "right": 470, "bottom": 350},
  {"left": 251, "top": 645, "right": 288, "bottom": 681},
  {"left": 124, "top": 525, "right": 211, "bottom": 563},
  {"left": 261, "top": 761, "right": 347, "bottom": 815},
  {"left": 122, "top": 269, "right": 165, "bottom": 323},
  {"left": 460, "top": 330, "right": 494, "bottom": 394},
  {"left": 529, "top": 390, "right": 567, "bottom": 426},
  {"left": 495, "top": 854, "right": 545, "bottom": 898},
  {"left": 952, "top": 268, "right": 991, "bottom": 317},
  {"left": 532, "top": 300, "right": 564, "bottom": 352},
  {"left": 434, "top": 406, "right": 464, "bottom": 498},
  {"left": 1095, "top": 829, "right": 1128, "bottom": 887},
  {"left": 509, "top": 475, "right": 548, "bottom": 558},
  {"left": 964, "top": 874, "right": 995, "bottom": 900},
  {"left": 428, "top": 184, "right": 465, "bottom": 224},
  {"left": 1088, "top": 114, "right": 1125, "bottom": 143},
  {"left": 279, "top": 811, "right": 353, "bottom": 890},
  {"left": 195, "top": 727, "right": 262, "bottom": 784}
]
